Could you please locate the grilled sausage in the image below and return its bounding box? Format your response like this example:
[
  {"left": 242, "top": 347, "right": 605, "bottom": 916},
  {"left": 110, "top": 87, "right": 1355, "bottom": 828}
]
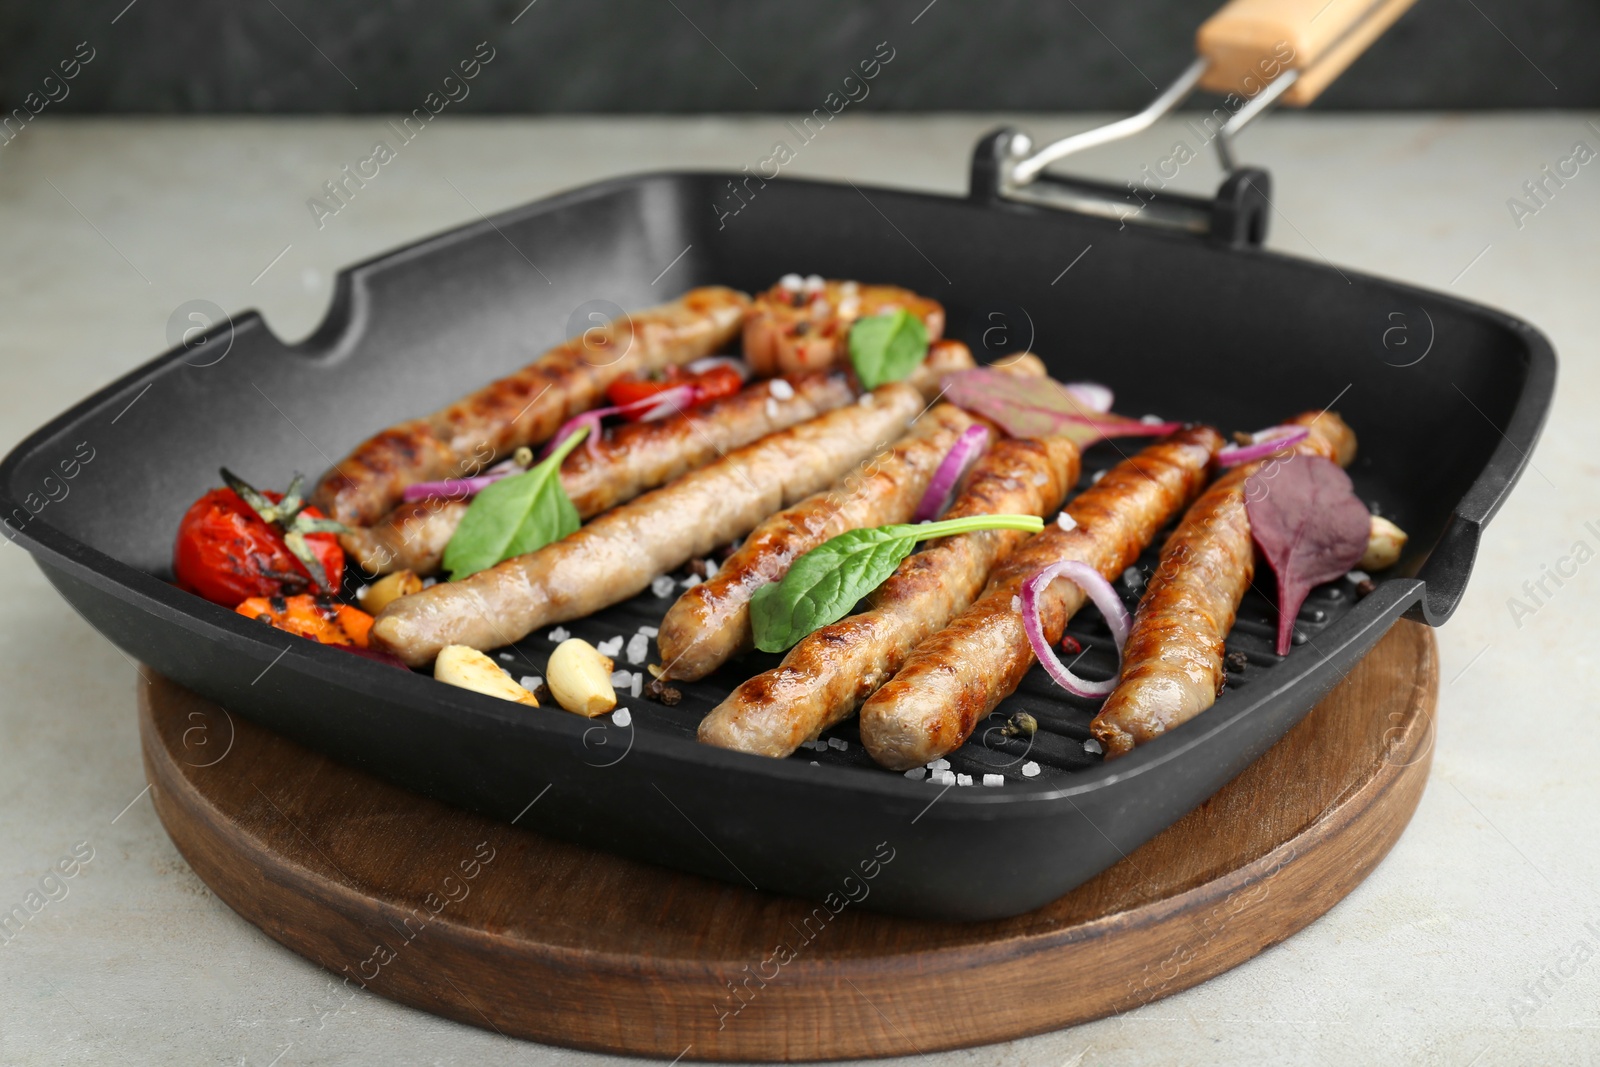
[
  {"left": 743, "top": 279, "right": 944, "bottom": 377},
  {"left": 698, "top": 435, "right": 1082, "bottom": 757},
  {"left": 1090, "top": 411, "right": 1358, "bottom": 758},
  {"left": 369, "top": 383, "right": 928, "bottom": 667},
  {"left": 859, "top": 426, "right": 1224, "bottom": 771},
  {"left": 657, "top": 403, "right": 976, "bottom": 681},
  {"left": 341, "top": 372, "right": 855, "bottom": 577},
  {"left": 905, "top": 339, "right": 976, "bottom": 399},
  {"left": 312, "top": 286, "right": 750, "bottom": 526}
]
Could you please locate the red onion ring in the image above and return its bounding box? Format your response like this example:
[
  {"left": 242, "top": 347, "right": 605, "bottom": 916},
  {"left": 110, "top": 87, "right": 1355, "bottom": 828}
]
[
  {"left": 540, "top": 385, "right": 697, "bottom": 459},
  {"left": 912, "top": 425, "right": 990, "bottom": 522},
  {"left": 636, "top": 383, "right": 698, "bottom": 422},
  {"left": 401, "top": 458, "right": 523, "bottom": 503},
  {"left": 686, "top": 355, "right": 751, "bottom": 379},
  {"left": 1217, "top": 424, "right": 1310, "bottom": 467},
  {"left": 1061, "top": 382, "right": 1113, "bottom": 413},
  {"left": 1020, "top": 560, "right": 1131, "bottom": 698}
]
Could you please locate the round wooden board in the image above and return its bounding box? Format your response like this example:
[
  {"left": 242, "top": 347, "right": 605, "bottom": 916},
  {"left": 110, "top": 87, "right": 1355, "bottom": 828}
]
[{"left": 139, "top": 620, "right": 1437, "bottom": 1062}]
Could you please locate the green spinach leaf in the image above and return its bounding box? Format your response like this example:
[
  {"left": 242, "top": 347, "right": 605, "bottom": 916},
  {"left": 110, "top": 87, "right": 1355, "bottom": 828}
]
[
  {"left": 848, "top": 309, "right": 930, "bottom": 391},
  {"left": 749, "top": 513, "right": 1044, "bottom": 652},
  {"left": 442, "top": 426, "right": 589, "bottom": 580}
]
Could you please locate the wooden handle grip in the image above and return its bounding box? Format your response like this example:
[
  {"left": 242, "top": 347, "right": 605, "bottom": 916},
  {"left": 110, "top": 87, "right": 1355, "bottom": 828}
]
[{"left": 1196, "top": 0, "right": 1417, "bottom": 106}]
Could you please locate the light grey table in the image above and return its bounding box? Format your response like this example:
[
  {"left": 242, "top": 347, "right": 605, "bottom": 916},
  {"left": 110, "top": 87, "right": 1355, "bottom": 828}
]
[{"left": 1, "top": 114, "right": 1596, "bottom": 1066}]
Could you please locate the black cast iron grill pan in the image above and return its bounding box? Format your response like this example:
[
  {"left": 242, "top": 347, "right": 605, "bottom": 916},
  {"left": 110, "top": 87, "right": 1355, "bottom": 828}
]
[{"left": 0, "top": 145, "right": 1553, "bottom": 919}]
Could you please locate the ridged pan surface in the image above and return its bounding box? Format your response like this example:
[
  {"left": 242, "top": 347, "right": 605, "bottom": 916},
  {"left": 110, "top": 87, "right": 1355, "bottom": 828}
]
[{"left": 0, "top": 171, "right": 1553, "bottom": 919}]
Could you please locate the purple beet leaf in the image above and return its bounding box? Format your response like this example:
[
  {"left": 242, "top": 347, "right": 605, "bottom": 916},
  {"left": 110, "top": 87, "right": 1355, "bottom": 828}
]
[
  {"left": 1245, "top": 453, "right": 1371, "bottom": 655},
  {"left": 941, "top": 368, "right": 1178, "bottom": 447}
]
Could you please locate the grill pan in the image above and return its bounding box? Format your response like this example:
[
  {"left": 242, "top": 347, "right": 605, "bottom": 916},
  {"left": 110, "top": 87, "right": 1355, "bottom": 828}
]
[{"left": 0, "top": 149, "right": 1552, "bottom": 918}]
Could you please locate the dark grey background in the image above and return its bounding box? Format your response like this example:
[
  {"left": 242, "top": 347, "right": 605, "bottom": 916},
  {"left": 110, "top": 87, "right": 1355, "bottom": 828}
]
[{"left": 2, "top": 0, "right": 1594, "bottom": 113}]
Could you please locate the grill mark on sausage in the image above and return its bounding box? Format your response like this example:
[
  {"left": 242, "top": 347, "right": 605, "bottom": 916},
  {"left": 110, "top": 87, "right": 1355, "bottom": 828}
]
[
  {"left": 858, "top": 426, "right": 1224, "bottom": 771},
  {"left": 1090, "top": 411, "right": 1358, "bottom": 758}
]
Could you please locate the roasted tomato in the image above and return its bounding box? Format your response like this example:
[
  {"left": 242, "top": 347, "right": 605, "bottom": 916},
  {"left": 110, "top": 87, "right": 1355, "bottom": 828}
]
[
  {"left": 174, "top": 470, "right": 347, "bottom": 608},
  {"left": 604, "top": 362, "right": 745, "bottom": 419},
  {"left": 235, "top": 594, "right": 373, "bottom": 647}
]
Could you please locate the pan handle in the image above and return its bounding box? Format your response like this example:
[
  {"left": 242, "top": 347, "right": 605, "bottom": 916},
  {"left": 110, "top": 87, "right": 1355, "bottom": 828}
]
[
  {"left": 994, "top": 0, "right": 1419, "bottom": 208},
  {"left": 1197, "top": 0, "right": 1420, "bottom": 107}
]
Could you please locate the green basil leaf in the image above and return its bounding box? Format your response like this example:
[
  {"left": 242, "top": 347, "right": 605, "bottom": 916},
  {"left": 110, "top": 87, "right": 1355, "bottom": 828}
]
[
  {"left": 848, "top": 309, "right": 930, "bottom": 391},
  {"left": 442, "top": 427, "right": 589, "bottom": 580},
  {"left": 749, "top": 513, "right": 1045, "bottom": 653},
  {"left": 750, "top": 528, "right": 915, "bottom": 653}
]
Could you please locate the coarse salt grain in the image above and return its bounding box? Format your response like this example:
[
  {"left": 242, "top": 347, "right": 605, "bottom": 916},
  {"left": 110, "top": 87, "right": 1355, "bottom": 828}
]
[
  {"left": 683, "top": 574, "right": 703, "bottom": 589},
  {"left": 650, "top": 575, "right": 676, "bottom": 598},
  {"left": 520, "top": 675, "right": 542, "bottom": 690},
  {"left": 1022, "top": 761, "right": 1042, "bottom": 778},
  {"left": 613, "top": 707, "right": 632, "bottom": 727},
  {"left": 765, "top": 397, "right": 780, "bottom": 418},
  {"left": 803, "top": 274, "right": 825, "bottom": 292},
  {"left": 858, "top": 393, "right": 875, "bottom": 406},
  {"left": 626, "top": 633, "right": 649, "bottom": 665},
  {"left": 609, "top": 670, "right": 631, "bottom": 687},
  {"left": 421, "top": 577, "right": 438, "bottom": 589},
  {"left": 637, "top": 625, "right": 659, "bottom": 638},
  {"left": 630, "top": 673, "right": 643, "bottom": 698},
  {"left": 828, "top": 737, "right": 847, "bottom": 750},
  {"left": 1083, "top": 737, "right": 1104, "bottom": 755},
  {"left": 1011, "top": 595, "right": 1021, "bottom": 612},
  {"left": 499, "top": 652, "right": 514, "bottom": 662},
  {"left": 956, "top": 773, "right": 974, "bottom": 787},
  {"left": 355, "top": 584, "right": 371, "bottom": 602},
  {"left": 704, "top": 558, "right": 719, "bottom": 577},
  {"left": 769, "top": 378, "right": 795, "bottom": 400},
  {"left": 547, "top": 626, "right": 570, "bottom": 642},
  {"left": 1057, "top": 513, "right": 1078, "bottom": 531},
  {"left": 929, "top": 758, "right": 951, "bottom": 771},
  {"left": 1122, "top": 566, "right": 1145, "bottom": 590},
  {"left": 1140, "top": 414, "right": 1164, "bottom": 424},
  {"left": 1032, "top": 472, "right": 1047, "bottom": 486},
  {"left": 904, "top": 767, "right": 926, "bottom": 780},
  {"left": 982, "top": 774, "right": 1004, "bottom": 787},
  {"left": 810, "top": 761, "right": 819, "bottom": 767},
  {"left": 1346, "top": 569, "right": 1371, "bottom": 584},
  {"left": 940, "top": 770, "right": 958, "bottom": 786},
  {"left": 779, "top": 273, "right": 804, "bottom": 291},
  {"left": 1090, "top": 469, "right": 1107, "bottom": 484},
  {"left": 597, "top": 636, "right": 624, "bottom": 658}
]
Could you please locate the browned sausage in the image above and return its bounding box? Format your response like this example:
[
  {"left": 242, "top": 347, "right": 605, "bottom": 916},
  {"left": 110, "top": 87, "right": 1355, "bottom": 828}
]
[
  {"left": 370, "top": 383, "right": 928, "bottom": 667},
  {"left": 698, "top": 434, "right": 1081, "bottom": 757},
  {"left": 743, "top": 279, "right": 944, "bottom": 377},
  {"left": 312, "top": 286, "right": 750, "bottom": 526},
  {"left": 656, "top": 403, "right": 976, "bottom": 681},
  {"left": 859, "top": 426, "right": 1224, "bottom": 771},
  {"left": 340, "top": 372, "right": 855, "bottom": 577},
  {"left": 904, "top": 339, "right": 976, "bottom": 399},
  {"left": 1090, "top": 411, "right": 1358, "bottom": 758}
]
